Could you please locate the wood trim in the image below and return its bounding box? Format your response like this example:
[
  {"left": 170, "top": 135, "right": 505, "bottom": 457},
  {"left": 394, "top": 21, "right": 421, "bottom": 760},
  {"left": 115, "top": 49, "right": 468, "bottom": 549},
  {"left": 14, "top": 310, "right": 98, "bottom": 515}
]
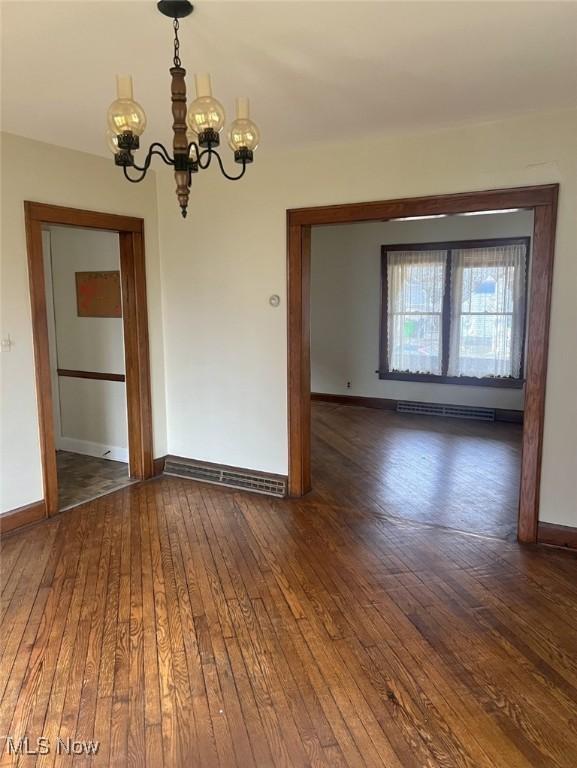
[
  {"left": 518, "top": 197, "right": 558, "bottom": 543},
  {"left": 57, "top": 368, "right": 126, "bottom": 382},
  {"left": 120, "top": 229, "right": 154, "bottom": 480},
  {"left": 24, "top": 202, "right": 154, "bottom": 521},
  {"left": 377, "top": 371, "right": 524, "bottom": 389},
  {"left": 25, "top": 202, "right": 59, "bottom": 516},
  {"left": 537, "top": 523, "right": 577, "bottom": 551},
  {"left": 0, "top": 500, "right": 46, "bottom": 535},
  {"left": 287, "top": 219, "right": 312, "bottom": 496},
  {"left": 153, "top": 456, "right": 167, "bottom": 476},
  {"left": 441, "top": 250, "right": 452, "bottom": 376},
  {"left": 312, "top": 392, "right": 397, "bottom": 410},
  {"left": 287, "top": 184, "right": 558, "bottom": 226},
  {"left": 312, "top": 392, "right": 523, "bottom": 423},
  {"left": 379, "top": 236, "right": 530, "bottom": 385},
  {"left": 378, "top": 249, "right": 389, "bottom": 386},
  {"left": 25, "top": 201, "right": 144, "bottom": 233},
  {"left": 287, "top": 184, "right": 559, "bottom": 545}
]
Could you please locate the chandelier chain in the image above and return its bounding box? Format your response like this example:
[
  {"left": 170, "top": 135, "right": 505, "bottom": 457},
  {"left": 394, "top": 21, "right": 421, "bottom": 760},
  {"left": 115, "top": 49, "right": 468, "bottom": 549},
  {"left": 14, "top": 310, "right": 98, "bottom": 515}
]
[{"left": 173, "top": 18, "right": 181, "bottom": 68}]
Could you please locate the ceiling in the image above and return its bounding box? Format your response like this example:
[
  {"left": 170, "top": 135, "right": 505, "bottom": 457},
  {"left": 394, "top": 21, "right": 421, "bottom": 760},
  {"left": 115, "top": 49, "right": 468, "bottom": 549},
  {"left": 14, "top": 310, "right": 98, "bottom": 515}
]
[{"left": 2, "top": 1, "right": 576, "bottom": 158}]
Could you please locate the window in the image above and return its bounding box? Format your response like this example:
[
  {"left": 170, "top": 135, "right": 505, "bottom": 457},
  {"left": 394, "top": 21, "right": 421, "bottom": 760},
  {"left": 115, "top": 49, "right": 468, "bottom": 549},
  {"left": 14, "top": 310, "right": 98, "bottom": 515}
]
[
  {"left": 386, "top": 250, "right": 447, "bottom": 375},
  {"left": 380, "top": 238, "right": 529, "bottom": 387}
]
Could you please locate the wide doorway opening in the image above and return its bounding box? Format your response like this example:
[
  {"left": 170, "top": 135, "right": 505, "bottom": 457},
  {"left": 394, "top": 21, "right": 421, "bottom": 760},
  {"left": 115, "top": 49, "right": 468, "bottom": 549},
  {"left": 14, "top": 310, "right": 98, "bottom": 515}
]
[
  {"left": 287, "top": 186, "right": 558, "bottom": 545},
  {"left": 310, "top": 209, "right": 532, "bottom": 539}
]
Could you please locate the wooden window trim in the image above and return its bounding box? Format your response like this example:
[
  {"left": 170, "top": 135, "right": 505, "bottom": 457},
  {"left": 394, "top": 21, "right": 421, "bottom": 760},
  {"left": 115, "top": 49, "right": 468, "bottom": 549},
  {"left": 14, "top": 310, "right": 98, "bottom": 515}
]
[{"left": 379, "top": 236, "right": 531, "bottom": 387}]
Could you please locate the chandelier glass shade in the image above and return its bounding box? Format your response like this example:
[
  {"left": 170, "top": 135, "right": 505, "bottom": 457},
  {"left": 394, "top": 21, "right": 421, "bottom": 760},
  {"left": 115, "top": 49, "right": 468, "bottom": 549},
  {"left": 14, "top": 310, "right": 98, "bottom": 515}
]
[{"left": 106, "top": 1, "right": 258, "bottom": 218}]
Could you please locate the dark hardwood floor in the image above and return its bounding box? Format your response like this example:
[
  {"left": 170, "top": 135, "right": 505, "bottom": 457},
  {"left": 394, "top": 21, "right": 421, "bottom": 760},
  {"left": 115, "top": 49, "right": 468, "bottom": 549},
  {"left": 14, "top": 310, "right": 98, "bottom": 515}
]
[
  {"left": 312, "top": 402, "right": 522, "bottom": 540},
  {"left": 57, "top": 451, "right": 134, "bottom": 511},
  {"left": 1, "top": 468, "right": 576, "bottom": 766}
]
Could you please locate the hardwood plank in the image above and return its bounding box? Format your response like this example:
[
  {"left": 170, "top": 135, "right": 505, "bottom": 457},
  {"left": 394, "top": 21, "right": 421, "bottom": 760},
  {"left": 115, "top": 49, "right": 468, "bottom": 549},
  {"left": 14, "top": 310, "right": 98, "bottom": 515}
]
[
  {"left": 1, "top": 474, "right": 577, "bottom": 767},
  {"left": 42, "top": 502, "right": 106, "bottom": 768},
  {"left": 158, "top": 482, "right": 202, "bottom": 767},
  {"left": 4, "top": 506, "right": 93, "bottom": 765},
  {"left": 146, "top": 488, "right": 179, "bottom": 767},
  {"left": 64, "top": 500, "right": 113, "bottom": 768}
]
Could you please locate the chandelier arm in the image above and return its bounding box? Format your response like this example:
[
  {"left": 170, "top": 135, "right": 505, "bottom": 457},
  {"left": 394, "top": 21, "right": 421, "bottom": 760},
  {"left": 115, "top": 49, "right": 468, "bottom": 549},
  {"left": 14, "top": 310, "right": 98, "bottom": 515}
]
[
  {"left": 148, "top": 142, "right": 175, "bottom": 165},
  {"left": 198, "top": 148, "right": 213, "bottom": 170},
  {"left": 123, "top": 165, "right": 149, "bottom": 183},
  {"left": 129, "top": 145, "right": 167, "bottom": 175},
  {"left": 211, "top": 150, "right": 248, "bottom": 181},
  {"left": 132, "top": 150, "right": 152, "bottom": 173}
]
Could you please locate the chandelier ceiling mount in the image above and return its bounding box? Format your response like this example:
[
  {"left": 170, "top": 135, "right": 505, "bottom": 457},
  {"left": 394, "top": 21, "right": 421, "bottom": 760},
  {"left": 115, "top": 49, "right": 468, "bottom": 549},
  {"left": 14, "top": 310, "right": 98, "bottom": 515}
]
[{"left": 157, "top": 0, "right": 194, "bottom": 19}]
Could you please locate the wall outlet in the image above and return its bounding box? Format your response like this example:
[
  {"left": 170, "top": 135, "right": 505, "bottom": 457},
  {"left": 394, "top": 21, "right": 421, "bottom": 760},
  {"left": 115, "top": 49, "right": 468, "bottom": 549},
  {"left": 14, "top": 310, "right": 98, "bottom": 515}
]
[{"left": 346, "top": 381, "right": 351, "bottom": 389}]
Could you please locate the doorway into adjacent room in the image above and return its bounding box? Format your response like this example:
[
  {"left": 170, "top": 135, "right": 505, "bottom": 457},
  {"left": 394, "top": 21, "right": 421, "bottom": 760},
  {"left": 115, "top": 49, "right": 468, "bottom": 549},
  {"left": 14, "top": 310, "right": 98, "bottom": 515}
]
[
  {"left": 42, "top": 225, "right": 133, "bottom": 510},
  {"left": 286, "top": 185, "right": 558, "bottom": 545},
  {"left": 25, "top": 203, "right": 154, "bottom": 518},
  {"left": 309, "top": 212, "right": 531, "bottom": 540}
]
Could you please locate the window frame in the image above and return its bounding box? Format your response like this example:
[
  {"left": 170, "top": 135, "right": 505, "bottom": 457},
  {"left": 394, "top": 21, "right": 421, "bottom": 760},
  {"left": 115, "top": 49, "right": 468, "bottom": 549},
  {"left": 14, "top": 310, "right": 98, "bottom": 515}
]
[{"left": 379, "top": 236, "right": 531, "bottom": 388}]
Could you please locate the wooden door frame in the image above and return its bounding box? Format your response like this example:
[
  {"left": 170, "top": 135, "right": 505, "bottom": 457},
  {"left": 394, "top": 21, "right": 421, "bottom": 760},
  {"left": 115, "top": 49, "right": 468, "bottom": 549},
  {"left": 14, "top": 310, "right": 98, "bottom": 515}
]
[
  {"left": 286, "top": 184, "right": 559, "bottom": 544},
  {"left": 25, "top": 201, "right": 154, "bottom": 517}
]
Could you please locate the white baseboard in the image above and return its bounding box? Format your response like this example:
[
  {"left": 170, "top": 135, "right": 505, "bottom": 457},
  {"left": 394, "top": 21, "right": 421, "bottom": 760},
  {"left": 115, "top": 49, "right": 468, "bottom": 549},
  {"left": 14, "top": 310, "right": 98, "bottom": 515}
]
[{"left": 57, "top": 436, "right": 129, "bottom": 463}]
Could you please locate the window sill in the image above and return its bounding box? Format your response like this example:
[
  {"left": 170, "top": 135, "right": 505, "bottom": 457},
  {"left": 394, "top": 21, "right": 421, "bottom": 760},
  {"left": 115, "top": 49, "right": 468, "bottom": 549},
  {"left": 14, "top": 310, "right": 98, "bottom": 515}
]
[{"left": 378, "top": 371, "right": 525, "bottom": 389}]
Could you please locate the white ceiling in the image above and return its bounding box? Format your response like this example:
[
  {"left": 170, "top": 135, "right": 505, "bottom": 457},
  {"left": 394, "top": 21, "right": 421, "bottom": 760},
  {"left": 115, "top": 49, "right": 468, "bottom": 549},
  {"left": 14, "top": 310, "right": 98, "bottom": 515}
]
[{"left": 2, "top": 1, "right": 576, "bottom": 158}]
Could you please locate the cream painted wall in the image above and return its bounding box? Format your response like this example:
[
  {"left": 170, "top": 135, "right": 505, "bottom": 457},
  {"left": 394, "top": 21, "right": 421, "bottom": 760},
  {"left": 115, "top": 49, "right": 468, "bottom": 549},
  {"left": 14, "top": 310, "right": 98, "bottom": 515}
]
[
  {"left": 1, "top": 109, "right": 575, "bottom": 528},
  {"left": 157, "top": 108, "right": 577, "bottom": 528},
  {"left": 46, "top": 226, "right": 128, "bottom": 460},
  {"left": 49, "top": 227, "right": 125, "bottom": 374},
  {"left": 310, "top": 211, "right": 534, "bottom": 410},
  {"left": 0, "top": 132, "right": 166, "bottom": 513},
  {"left": 57, "top": 378, "right": 128, "bottom": 457}
]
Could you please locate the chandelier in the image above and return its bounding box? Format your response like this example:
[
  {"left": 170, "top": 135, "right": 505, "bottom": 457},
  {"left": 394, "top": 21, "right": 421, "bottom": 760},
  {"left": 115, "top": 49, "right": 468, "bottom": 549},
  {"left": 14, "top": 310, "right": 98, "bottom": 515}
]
[{"left": 106, "top": 0, "right": 259, "bottom": 218}]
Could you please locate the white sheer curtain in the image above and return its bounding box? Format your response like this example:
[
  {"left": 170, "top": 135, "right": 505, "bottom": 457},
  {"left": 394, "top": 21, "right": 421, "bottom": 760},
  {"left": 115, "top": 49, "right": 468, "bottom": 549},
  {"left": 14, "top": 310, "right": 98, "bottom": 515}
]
[
  {"left": 387, "top": 250, "right": 447, "bottom": 374},
  {"left": 448, "top": 243, "right": 527, "bottom": 379}
]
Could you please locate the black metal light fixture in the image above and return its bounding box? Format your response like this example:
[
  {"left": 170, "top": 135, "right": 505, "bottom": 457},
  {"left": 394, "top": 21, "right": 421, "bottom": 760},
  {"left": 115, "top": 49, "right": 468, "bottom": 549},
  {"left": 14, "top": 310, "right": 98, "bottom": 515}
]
[{"left": 106, "top": 0, "right": 259, "bottom": 218}]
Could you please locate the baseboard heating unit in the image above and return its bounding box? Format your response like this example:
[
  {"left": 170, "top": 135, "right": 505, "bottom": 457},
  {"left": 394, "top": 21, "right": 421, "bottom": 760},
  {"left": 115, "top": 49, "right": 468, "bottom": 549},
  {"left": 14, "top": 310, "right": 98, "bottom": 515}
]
[
  {"left": 396, "top": 401, "right": 496, "bottom": 421},
  {"left": 163, "top": 456, "right": 287, "bottom": 497}
]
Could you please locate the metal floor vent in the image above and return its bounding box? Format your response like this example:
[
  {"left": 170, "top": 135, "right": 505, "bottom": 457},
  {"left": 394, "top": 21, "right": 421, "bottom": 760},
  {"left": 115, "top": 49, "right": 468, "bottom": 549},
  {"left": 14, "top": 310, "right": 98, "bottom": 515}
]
[
  {"left": 397, "top": 401, "right": 495, "bottom": 422},
  {"left": 164, "top": 458, "right": 287, "bottom": 497}
]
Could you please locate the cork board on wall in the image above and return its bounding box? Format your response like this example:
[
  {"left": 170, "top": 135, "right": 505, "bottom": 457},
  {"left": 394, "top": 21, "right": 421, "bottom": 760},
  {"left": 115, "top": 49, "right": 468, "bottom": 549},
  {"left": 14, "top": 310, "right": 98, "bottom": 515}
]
[{"left": 76, "top": 271, "right": 122, "bottom": 318}]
